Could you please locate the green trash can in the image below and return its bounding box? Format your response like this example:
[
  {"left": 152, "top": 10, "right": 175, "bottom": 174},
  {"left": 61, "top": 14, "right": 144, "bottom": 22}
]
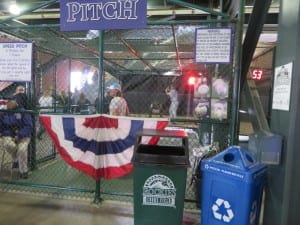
[{"left": 132, "top": 129, "right": 190, "bottom": 225}]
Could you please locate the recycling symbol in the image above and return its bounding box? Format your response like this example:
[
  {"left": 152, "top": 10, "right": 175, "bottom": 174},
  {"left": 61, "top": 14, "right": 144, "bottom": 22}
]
[{"left": 212, "top": 198, "right": 234, "bottom": 223}]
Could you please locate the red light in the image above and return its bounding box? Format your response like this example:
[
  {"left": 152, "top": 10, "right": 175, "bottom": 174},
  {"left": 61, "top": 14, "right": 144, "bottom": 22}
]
[
  {"left": 188, "top": 77, "right": 196, "bottom": 85},
  {"left": 252, "top": 69, "right": 263, "bottom": 80}
]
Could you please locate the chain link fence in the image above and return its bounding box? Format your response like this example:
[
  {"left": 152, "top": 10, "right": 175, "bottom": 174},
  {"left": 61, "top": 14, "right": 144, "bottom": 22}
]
[{"left": 0, "top": 21, "right": 238, "bottom": 210}]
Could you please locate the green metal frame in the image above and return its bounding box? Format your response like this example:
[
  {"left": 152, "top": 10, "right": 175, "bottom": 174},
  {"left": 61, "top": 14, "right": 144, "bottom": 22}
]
[{"left": 0, "top": 0, "right": 245, "bottom": 205}]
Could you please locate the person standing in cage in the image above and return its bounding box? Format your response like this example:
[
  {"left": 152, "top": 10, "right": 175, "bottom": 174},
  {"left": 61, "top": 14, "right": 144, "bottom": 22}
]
[
  {"left": 38, "top": 89, "right": 54, "bottom": 112},
  {"left": 56, "top": 90, "right": 69, "bottom": 113},
  {"left": 0, "top": 93, "right": 33, "bottom": 179},
  {"left": 107, "top": 83, "right": 129, "bottom": 116},
  {"left": 77, "top": 92, "right": 91, "bottom": 113},
  {"left": 165, "top": 83, "right": 179, "bottom": 119},
  {"left": 94, "top": 92, "right": 112, "bottom": 114}
]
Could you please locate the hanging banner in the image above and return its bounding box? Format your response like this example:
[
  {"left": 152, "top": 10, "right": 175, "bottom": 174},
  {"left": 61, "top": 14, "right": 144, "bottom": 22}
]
[
  {"left": 0, "top": 42, "right": 33, "bottom": 82},
  {"left": 60, "top": 0, "right": 147, "bottom": 31}
]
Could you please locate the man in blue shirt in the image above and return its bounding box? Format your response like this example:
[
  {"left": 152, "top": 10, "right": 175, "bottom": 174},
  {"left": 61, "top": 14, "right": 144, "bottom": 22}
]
[{"left": 0, "top": 93, "right": 33, "bottom": 179}]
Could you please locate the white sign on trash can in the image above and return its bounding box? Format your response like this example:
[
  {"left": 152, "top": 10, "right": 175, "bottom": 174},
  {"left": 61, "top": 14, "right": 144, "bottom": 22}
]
[{"left": 142, "top": 174, "right": 176, "bottom": 208}]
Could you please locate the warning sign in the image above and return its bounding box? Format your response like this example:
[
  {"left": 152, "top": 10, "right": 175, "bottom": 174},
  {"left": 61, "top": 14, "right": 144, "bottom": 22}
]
[{"left": 195, "top": 27, "right": 232, "bottom": 64}]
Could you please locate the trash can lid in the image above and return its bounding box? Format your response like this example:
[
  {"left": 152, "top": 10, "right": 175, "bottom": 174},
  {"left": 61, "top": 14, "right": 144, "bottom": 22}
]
[
  {"left": 201, "top": 146, "right": 267, "bottom": 182},
  {"left": 137, "top": 128, "right": 188, "bottom": 138},
  {"left": 203, "top": 145, "right": 267, "bottom": 171},
  {"left": 132, "top": 129, "right": 190, "bottom": 167}
]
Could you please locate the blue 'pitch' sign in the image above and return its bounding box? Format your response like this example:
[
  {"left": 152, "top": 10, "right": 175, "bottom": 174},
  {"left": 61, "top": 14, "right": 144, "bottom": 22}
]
[{"left": 60, "top": 0, "right": 147, "bottom": 31}]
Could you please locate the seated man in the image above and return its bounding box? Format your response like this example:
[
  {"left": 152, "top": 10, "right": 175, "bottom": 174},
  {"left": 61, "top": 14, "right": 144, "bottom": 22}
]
[{"left": 0, "top": 93, "right": 33, "bottom": 179}]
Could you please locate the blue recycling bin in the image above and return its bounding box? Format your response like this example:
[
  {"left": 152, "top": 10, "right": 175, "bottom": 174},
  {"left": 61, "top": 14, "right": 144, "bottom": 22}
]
[{"left": 200, "top": 146, "right": 267, "bottom": 225}]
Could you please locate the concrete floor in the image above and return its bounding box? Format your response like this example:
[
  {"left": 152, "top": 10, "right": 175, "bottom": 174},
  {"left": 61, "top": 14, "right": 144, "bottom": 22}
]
[{"left": 0, "top": 191, "right": 200, "bottom": 225}]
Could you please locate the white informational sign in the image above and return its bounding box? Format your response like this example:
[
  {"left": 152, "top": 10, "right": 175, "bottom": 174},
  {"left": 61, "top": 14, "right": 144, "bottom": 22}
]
[
  {"left": 195, "top": 27, "right": 232, "bottom": 64},
  {"left": 0, "top": 42, "right": 33, "bottom": 82},
  {"left": 142, "top": 174, "right": 176, "bottom": 208},
  {"left": 272, "top": 62, "right": 293, "bottom": 111}
]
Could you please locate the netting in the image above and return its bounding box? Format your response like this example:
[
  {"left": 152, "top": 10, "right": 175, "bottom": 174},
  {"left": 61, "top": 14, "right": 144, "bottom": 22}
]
[{"left": 0, "top": 21, "right": 239, "bottom": 210}]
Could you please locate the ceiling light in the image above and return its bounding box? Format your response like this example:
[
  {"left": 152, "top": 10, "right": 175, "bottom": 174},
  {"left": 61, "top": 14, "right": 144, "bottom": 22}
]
[
  {"left": 86, "top": 30, "right": 99, "bottom": 40},
  {"left": 9, "top": 3, "right": 21, "bottom": 15}
]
